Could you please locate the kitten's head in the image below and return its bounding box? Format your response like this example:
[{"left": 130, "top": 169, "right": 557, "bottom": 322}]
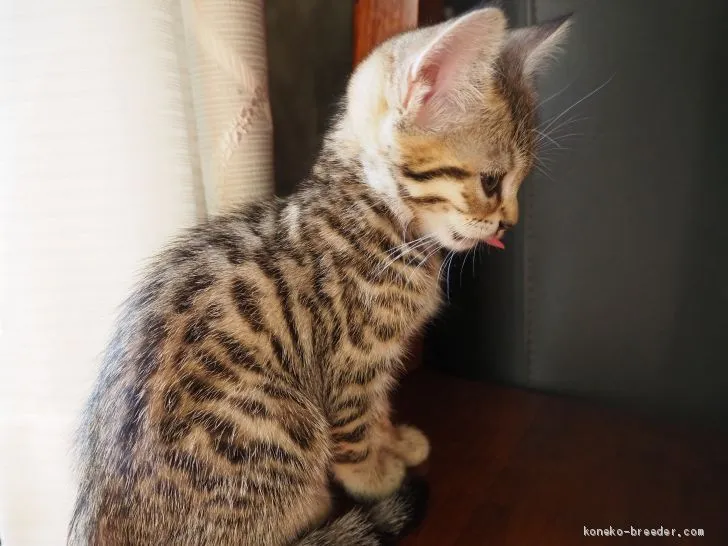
[{"left": 345, "top": 7, "right": 570, "bottom": 251}]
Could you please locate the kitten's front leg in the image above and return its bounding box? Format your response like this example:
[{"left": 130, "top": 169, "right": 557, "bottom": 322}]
[
  {"left": 330, "top": 397, "right": 429, "bottom": 500},
  {"left": 386, "top": 422, "right": 430, "bottom": 467}
]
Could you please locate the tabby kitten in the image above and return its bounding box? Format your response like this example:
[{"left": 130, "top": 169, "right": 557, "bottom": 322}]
[{"left": 69, "top": 7, "right": 570, "bottom": 545}]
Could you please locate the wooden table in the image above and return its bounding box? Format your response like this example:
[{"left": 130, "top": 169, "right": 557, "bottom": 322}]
[{"left": 394, "top": 370, "right": 728, "bottom": 545}]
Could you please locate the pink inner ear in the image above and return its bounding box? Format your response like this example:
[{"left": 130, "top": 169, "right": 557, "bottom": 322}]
[
  {"left": 403, "top": 69, "right": 416, "bottom": 110},
  {"left": 408, "top": 33, "right": 485, "bottom": 126},
  {"left": 418, "top": 66, "right": 439, "bottom": 108},
  {"left": 411, "top": 45, "right": 467, "bottom": 127},
  {"left": 403, "top": 8, "right": 506, "bottom": 128},
  {"left": 404, "top": 61, "right": 438, "bottom": 111}
]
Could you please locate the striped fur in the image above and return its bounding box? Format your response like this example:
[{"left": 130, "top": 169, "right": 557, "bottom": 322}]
[
  {"left": 68, "top": 165, "right": 439, "bottom": 546},
  {"left": 69, "top": 8, "right": 569, "bottom": 546}
]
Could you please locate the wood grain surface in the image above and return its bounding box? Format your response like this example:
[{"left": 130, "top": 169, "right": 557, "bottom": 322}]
[
  {"left": 394, "top": 370, "right": 728, "bottom": 545},
  {"left": 353, "top": 0, "right": 419, "bottom": 65}
]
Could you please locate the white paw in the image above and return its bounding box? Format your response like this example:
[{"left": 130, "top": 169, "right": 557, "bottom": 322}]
[
  {"left": 334, "top": 452, "right": 406, "bottom": 500},
  {"left": 394, "top": 425, "right": 430, "bottom": 467}
]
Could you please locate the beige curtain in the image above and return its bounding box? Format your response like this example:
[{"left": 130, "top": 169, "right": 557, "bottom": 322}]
[
  {"left": 0, "top": 1, "right": 273, "bottom": 544},
  {"left": 184, "top": 0, "right": 274, "bottom": 213}
]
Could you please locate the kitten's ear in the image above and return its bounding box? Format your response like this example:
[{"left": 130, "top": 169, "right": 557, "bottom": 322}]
[
  {"left": 503, "top": 14, "right": 572, "bottom": 78},
  {"left": 403, "top": 8, "right": 507, "bottom": 130}
]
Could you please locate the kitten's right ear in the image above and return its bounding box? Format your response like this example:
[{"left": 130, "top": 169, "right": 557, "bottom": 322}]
[
  {"left": 503, "top": 13, "right": 573, "bottom": 78},
  {"left": 402, "top": 7, "right": 507, "bottom": 130}
]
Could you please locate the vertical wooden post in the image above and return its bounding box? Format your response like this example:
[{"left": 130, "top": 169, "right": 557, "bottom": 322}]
[
  {"left": 352, "top": 0, "right": 444, "bottom": 371},
  {"left": 354, "top": 0, "right": 446, "bottom": 66},
  {"left": 353, "top": 0, "right": 419, "bottom": 65}
]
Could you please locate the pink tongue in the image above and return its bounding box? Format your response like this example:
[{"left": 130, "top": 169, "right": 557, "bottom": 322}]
[{"left": 485, "top": 237, "right": 505, "bottom": 250}]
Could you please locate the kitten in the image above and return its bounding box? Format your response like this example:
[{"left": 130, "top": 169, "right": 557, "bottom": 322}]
[{"left": 68, "top": 7, "right": 570, "bottom": 546}]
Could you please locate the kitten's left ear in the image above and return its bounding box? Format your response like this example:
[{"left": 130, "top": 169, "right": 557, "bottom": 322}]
[{"left": 503, "top": 13, "right": 573, "bottom": 78}]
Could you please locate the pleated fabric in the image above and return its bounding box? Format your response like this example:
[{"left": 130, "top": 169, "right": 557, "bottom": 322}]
[{"left": 0, "top": 0, "right": 273, "bottom": 543}]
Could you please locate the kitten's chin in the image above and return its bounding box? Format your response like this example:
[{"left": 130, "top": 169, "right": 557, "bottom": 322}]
[
  {"left": 418, "top": 216, "right": 503, "bottom": 252},
  {"left": 433, "top": 230, "right": 480, "bottom": 252},
  {"left": 444, "top": 237, "right": 478, "bottom": 252}
]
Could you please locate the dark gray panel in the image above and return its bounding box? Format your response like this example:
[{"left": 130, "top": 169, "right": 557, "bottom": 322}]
[
  {"left": 265, "top": 0, "right": 728, "bottom": 420},
  {"left": 525, "top": 0, "right": 728, "bottom": 418},
  {"left": 265, "top": 0, "right": 353, "bottom": 195}
]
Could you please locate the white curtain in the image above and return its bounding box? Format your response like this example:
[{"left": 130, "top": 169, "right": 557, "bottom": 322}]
[{"left": 0, "top": 0, "right": 273, "bottom": 544}]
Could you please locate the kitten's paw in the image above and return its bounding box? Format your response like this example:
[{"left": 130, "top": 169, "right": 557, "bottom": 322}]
[
  {"left": 334, "top": 450, "right": 406, "bottom": 501},
  {"left": 392, "top": 425, "right": 430, "bottom": 467}
]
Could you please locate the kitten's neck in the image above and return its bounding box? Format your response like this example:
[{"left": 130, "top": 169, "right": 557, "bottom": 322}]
[
  {"left": 315, "top": 117, "right": 413, "bottom": 230},
  {"left": 304, "top": 122, "right": 442, "bottom": 294}
]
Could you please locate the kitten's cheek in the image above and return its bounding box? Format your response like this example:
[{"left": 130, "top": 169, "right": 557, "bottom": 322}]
[
  {"left": 419, "top": 213, "right": 472, "bottom": 251},
  {"left": 417, "top": 212, "right": 446, "bottom": 241}
]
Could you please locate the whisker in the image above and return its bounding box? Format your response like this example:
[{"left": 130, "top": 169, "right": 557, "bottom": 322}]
[
  {"left": 534, "top": 129, "right": 563, "bottom": 149},
  {"left": 535, "top": 155, "right": 556, "bottom": 165},
  {"left": 376, "top": 234, "right": 439, "bottom": 278},
  {"left": 538, "top": 79, "right": 575, "bottom": 108},
  {"left": 460, "top": 248, "right": 472, "bottom": 286},
  {"left": 472, "top": 242, "right": 478, "bottom": 277},
  {"left": 445, "top": 251, "right": 456, "bottom": 302},
  {"left": 534, "top": 163, "right": 557, "bottom": 182},
  {"left": 540, "top": 74, "right": 614, "bottom": 134},
  {"left": 384, "top": 234, "right": 435, "bottom": 259},
  {"left": 548, "top": 132, "right": 584, "bottom": 141},
  {"left": 383, "top": 233, "right": 437, "bottom": 261},
  {"left": 541, "top": 115, "right": 590, "bottom": 138},
  {"left": 408, "top": 243, "right": 442, "bottom": 284},
  {"left": 436, "top": 249, "right": 451, "bottom": 283}
]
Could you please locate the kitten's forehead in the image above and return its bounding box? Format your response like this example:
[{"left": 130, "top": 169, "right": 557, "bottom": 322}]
[
  {"left": 439, "top": 75, "right": 537, "bottom": 173},
  {"left": 394, "top": 86, "right": 535, "bottom": 175}
]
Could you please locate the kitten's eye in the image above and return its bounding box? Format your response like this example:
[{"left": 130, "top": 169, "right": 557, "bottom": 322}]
[{"left": 480, "top": 172, "right": 504, "bottom": 196}]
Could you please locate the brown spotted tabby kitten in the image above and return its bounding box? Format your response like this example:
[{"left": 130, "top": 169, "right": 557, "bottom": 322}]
[{"left": 69, "top": 8, "right": 570, "bottom": 545}]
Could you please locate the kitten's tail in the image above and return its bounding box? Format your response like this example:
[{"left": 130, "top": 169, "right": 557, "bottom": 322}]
[{"left": 295, "top": 477, "right": 429, "bottom": 546}]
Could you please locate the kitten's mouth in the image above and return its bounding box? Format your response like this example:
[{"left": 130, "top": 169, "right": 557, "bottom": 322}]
[
  {"left": 484, "top": 237, "right": 505, "bottom": 249},
  {"left": 450, "top": 232, "right": 506, "bottom": 250}
]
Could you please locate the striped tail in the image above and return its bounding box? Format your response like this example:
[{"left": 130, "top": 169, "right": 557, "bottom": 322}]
[{"left": 295, "top": 477, "right": 429, "bottom": 545}]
